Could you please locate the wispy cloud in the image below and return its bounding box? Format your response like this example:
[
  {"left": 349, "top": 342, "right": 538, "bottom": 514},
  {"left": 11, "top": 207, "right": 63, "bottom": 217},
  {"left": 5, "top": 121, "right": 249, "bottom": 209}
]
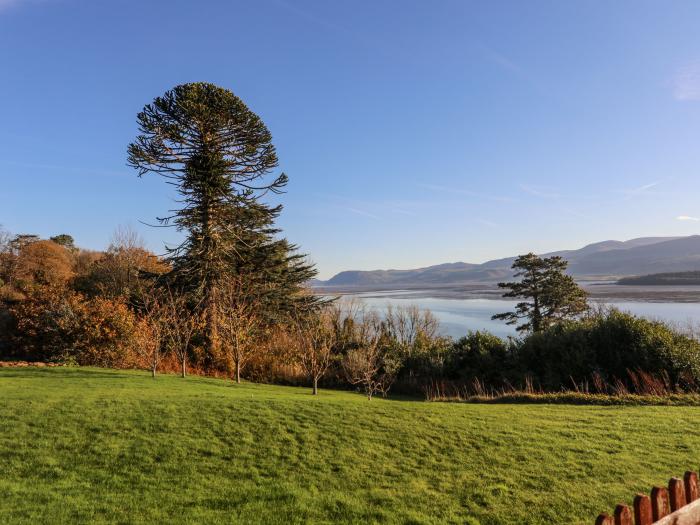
[
  {"left": 519, "top": 184, "right": 560, "bottom": 199},
  {"left": 344, "top": 207, "right": 379, "bottom": 220},
  {"left": 673, "top": 62, "right": 700, "bottom": 101},
  {"left": 273, "top": 0, "right": 350, "bottom": 36},
  {"left": 476, "top": 43, "right": 550, "bottom": 96},
  {"left": 388, "top": 207, "right": 417, "bottom": 217},
  {"left": 419, "top": 183, "right": 516, "bottom": 203},
  {"left": 634, "top": 182, "right": 660, "bottom": 192},
  {"left": 677, "top": 215, "right": 700, "bottom": 222},
  {"left": 558, "top": 207, "right": 590, "bottom": 220},
  {"left": 272, "top": 0, "right": 391, "bottom": 56},
  {"left": 477, "top": 218, "right": 498, "bottom": 228},
  {"left": 622, "top": 181, "right": 660, "bottom": 199},
  {"left": 479, "top": 44, "right": 521, "bottom": 74}
]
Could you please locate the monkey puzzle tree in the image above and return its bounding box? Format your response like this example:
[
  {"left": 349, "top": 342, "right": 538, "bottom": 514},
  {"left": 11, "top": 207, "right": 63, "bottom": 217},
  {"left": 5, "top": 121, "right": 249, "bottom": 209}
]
[
  {"left": 128, "top": 82, "right": 315, "bottom": 366},
  {"left": 492, "top": 253, "right": 588, "bottom": 333}
]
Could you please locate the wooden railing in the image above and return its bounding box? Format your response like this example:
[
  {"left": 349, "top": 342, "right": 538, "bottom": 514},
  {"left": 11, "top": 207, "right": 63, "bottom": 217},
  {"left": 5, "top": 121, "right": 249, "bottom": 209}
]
[{"left": 596, "top": 471, "right": 700, "bottom": 525}]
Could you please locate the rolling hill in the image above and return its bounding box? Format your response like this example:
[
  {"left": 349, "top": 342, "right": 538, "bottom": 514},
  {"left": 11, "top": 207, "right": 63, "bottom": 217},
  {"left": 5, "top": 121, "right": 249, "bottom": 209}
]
[{"left": 317, "top": 235, "right": 700, "bottom": 287}]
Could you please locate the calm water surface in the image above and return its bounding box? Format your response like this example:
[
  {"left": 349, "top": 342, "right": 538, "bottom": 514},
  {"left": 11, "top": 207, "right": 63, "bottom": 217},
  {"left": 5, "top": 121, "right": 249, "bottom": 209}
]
[{"left": 345, "top": 291, "right": 700, "bottom": 339}]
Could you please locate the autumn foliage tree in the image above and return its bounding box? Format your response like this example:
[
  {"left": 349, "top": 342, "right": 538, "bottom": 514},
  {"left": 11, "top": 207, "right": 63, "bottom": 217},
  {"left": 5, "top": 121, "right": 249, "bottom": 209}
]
[
  {"left": 136, "top": 290, "right": 167, "bottom": 378},
  {"left": 9, "top": 287, "right": 141, "bottom": 366},
  {"left": 14, "top": 240, "right": 74, "bottom": 289},
  {"left": 159, "top": 286, "right": 198, "bottom": 378},
  {"left": 75, "top": 226, "right": 168, "bottom": 301},
  {"left": 293, "top": 309, "right": 337, "bottom": 395},
  {"left": 218, "top": 279, "right": 261, "bottom": 383}
]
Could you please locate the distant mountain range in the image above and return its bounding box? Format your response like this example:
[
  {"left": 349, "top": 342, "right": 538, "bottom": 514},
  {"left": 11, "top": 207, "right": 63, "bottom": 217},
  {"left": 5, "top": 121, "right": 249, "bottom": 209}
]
[{"left": 314, "top": 235, "right": 700, "bottom": 287}]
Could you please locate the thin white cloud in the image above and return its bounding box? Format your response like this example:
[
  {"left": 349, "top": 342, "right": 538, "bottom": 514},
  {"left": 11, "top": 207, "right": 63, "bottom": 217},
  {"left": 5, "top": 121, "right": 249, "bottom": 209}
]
[
  {"left": 621, "top": 181, "right": 661, "bottom": 199},
  {"left": 345, "top": 207, "right": 379, "bottom": 220},
  {"left": 673, "top": 62, "right": 700, "bottom": 101},
  {"left": 273, "top": 0, "right": 388, "bottom": 55},
  {"left": 479, "top": 44, "right": 521, "bottom": 74},
  {"left": 519, "top": 184, "right": 560, "bottom": 199},
  {"left": 634, "top": 182, "right": 660, "bottom": 193},
  {"left": 317, "top": 193, "right": 427, "bottom": 219},
  {"left": 559, "top": 207, "right": 590, "bottom": 219},
  {"left": 477, "top": 219, "right": 498, "bottom": 228},
  {"left": 274, "top": 0, "right": 348, "bottom": 35},
  {"left": 476, "top": 43, "right": 550, "bottom": 96},
  {"left": 677, "top": 215, "right": 700, "bottom": 222},
  {"left": 388, "top": 207, "right": 417, "bottom": 217},
  {"left": 419, "top": 183, "right": 516, "bottom": 203}
]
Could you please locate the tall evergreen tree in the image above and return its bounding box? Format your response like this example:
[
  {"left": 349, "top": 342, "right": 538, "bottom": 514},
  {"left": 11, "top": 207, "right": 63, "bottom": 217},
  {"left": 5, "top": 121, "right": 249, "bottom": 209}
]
[
  {"left": 49, "top": 234, "right": 75, "bottom": 250},
  {"left": 128, "top": 82, "right": 316, "bottom": 365},
  {"left": 492, "top": 253, "right": 588, "bottom": 333}
]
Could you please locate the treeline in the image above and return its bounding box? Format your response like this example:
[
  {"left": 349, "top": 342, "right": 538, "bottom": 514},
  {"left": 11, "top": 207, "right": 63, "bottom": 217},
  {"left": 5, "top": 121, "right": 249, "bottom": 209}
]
[
  {"left": 2, "top": 226, "right": 700, "bottom": 398},
  {"left": 0, "top": 228, "right": 444, "bottom": 399}
]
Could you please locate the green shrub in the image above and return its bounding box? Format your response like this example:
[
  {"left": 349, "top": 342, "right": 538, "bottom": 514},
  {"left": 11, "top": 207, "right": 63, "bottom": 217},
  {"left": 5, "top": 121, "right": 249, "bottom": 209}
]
[
  {"left": 445, "top": 331, "right": 517, "bottom": 386},
  {"left": 517, "top": 309, "right": 700, "bottom": 392}
]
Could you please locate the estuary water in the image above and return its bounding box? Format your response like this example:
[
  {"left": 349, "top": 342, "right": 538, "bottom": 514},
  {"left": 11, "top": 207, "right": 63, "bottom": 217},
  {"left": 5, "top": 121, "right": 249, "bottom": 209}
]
[{"left": 342, "top": 290, "right": 700, "bottom": 339}]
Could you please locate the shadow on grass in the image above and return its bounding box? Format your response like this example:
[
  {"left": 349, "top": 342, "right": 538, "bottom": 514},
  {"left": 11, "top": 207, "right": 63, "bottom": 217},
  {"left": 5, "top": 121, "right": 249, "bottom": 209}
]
[
  {"left": 0, "top": 366, "right": 427, "bottom": 402},
  {"left": 0, "top": 367, "right": 140, "bottom": 380}
]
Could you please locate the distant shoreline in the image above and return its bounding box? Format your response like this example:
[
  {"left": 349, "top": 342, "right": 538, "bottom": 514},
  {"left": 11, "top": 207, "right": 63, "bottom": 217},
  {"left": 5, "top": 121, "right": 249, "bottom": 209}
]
[{"left": 314, "top": 282, "right": 700, "bottom": 303}]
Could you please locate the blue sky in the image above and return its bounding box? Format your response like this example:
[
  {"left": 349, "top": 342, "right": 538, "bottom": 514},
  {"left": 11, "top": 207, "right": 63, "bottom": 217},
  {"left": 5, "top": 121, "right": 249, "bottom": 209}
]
[{"left": 2, "top": 0, "right": 700, "bottom": 279}]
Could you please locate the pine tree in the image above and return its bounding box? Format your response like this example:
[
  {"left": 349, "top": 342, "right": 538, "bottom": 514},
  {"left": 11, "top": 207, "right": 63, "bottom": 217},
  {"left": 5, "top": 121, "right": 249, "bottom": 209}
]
[
  {"left": 492, "top": 253, "right": 588, "bottom": 333},
  {"left": 128, "top": 82, "right": 316, "bottom": 365}
]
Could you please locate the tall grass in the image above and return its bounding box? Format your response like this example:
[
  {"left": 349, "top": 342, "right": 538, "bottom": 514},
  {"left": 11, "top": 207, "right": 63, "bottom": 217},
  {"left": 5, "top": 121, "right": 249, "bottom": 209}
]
[{"left": 423, "top": 368, "right": 700, "bottom": 405}]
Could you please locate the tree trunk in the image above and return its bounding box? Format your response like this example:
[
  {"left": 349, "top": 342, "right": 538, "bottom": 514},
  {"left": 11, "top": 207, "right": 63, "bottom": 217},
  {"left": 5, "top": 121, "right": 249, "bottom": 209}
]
[
  {"left": 367, "top": 391, "right": 372, "bottom": 401},
  {"left": 181, "top": 357, "right": 186, "bottom": 378},
  {"left": 204, "top": 285, "right": 220, "bottom": 365},
  {"left": 151, "top": 365, "right": 156, "bottom": 378},
  {"left": 200, "top": 190, "right": 220, "bottom": 366},
  {"left": 312, "top": 377, "right": 318, "bottom": 395},
  {"left": 236, "top": 360, "right": 241, "bottom": 384}
]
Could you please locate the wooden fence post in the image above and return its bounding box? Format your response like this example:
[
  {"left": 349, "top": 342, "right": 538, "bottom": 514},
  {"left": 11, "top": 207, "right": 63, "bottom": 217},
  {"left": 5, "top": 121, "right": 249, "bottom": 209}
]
[
  {"left": 669, "top": 477, "right": 687, "bottom": 511},
  {"left": 614, "top": 504, "right": 632, "bottom": 525},
  {"left": 684, "top": 471, "right": 699, "bottom": 502},
  {"left": 633, "top": 494, "right": 653, "bottom": 525},
  {"left": 595, "top": 471, "right": 700, "bottom": 524},
  {"left": 651, "top": 486, "right": 670, "bottom": 520}
]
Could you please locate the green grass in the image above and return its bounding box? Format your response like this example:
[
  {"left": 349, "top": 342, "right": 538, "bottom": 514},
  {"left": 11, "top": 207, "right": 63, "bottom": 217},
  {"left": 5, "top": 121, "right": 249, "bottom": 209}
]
[
  {"left": 2, "top": 368, "right": 700, "bottom": 524},
  {"left": 442, "top": 392, "right": 700, "bottom": 405}
]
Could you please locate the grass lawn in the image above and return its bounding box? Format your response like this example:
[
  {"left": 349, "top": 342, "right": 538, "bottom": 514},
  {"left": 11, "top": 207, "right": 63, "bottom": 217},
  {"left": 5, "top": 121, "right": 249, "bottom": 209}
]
[{"left": 1, "top": 368, "right": 700, "bottom": 524}]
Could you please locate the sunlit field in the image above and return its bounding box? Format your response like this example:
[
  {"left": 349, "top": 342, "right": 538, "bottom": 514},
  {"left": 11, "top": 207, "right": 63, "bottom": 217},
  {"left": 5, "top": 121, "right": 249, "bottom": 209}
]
[{"left": 1, "top": 367, "right": 700, "bottom": 524}]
